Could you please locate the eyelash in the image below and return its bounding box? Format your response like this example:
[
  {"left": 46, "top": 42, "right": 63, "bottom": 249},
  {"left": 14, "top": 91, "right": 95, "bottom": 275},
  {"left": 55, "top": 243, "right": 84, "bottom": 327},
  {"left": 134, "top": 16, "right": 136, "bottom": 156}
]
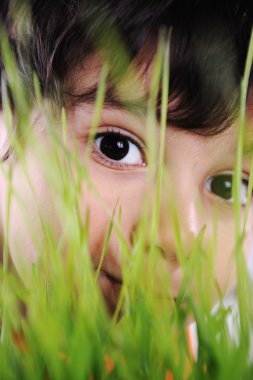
[
  {"left": 205, "top": 173, "right": 251, "bottom": 207},
  {"left": 91, "top": 127, "right": 146, "bottom": 170}
]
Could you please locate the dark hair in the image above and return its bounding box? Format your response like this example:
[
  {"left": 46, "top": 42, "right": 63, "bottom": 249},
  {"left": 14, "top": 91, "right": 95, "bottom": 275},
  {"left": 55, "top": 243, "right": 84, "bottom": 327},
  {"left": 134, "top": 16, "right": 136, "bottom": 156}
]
[{"left": 1, "top": 0, "right": 253, "bottom": 135}]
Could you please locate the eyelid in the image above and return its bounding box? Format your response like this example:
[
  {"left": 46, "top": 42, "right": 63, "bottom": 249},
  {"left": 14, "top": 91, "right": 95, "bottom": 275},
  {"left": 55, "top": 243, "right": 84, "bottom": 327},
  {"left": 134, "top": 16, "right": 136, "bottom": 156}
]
[
  {"left": 95, "top": 126, "right": 146, "bottom": 151},
  {"left": 91, "top": 126, "right": 147, "bottom": 170},
  {"left": 205, "top": 171, "right": 250, "bottom": 188},
  {"left": 79, "top": 125, "right": 146, "bottom": 155},
  {"left": 209, "top": 170, "right": 249, "bottom": 181},
  {"left": 205, "top": 171, "right": 250, "bottom": 206}
]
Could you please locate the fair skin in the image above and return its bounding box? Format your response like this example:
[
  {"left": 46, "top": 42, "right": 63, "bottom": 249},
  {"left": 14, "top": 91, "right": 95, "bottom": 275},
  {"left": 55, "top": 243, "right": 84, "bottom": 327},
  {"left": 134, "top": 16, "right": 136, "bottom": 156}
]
[{"left": 0, "top": 57, "right": 253, "bottom": 313}]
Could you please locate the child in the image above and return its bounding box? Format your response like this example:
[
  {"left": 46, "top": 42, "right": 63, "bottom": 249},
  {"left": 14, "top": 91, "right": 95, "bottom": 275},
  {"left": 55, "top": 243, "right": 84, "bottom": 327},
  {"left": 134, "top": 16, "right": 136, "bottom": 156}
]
[{"left": 0, "top": 0, "right": 253, "bottom": 316}]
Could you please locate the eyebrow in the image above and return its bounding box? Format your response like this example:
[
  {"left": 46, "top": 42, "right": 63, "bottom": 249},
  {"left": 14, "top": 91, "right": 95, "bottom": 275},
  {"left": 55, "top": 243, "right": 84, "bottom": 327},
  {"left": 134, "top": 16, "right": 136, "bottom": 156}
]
[
  {"left": 65, "top": 84, "right": 148, "bottom": 116},
  {"left": 64, "top": 83, "right": 239, "bottom": 138}
]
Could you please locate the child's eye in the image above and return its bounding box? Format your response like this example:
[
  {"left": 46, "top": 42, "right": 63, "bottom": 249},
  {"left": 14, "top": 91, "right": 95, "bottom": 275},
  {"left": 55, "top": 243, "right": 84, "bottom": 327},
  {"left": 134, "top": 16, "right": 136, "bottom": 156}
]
[
  {"left": 205, "top": 174, "right": 249, "bottom": 206},
  {"left": 93, "top": 130, "right": 145, "bottom": 169}
]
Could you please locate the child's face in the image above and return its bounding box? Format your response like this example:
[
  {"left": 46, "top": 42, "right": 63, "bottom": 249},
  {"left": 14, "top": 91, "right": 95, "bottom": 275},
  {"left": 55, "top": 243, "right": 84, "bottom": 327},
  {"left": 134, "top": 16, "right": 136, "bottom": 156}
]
[{"left": 1, "top": 56, "right": 253, "bottom": 312}]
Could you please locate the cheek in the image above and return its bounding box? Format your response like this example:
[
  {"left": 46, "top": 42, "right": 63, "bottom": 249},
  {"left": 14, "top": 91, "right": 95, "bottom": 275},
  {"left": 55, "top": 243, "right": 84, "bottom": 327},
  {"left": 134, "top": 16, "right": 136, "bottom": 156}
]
[
  {"left": 243, "top": 219, "right": 253, "bottom": 276},
  {"left": 81, "top": 163, "right": 147, "bottom": 263},
  {"left": 214, "top": 226, "right": 237, "bottom": 291},
  {"left": 241, "top": 209, "right": 253, "bottom": 274},
  {"left": 211, "top": 211, "right": 253, "bottom": 293},
  {"left": 0, "top": 158, "right": 60, "bottom": 279}
]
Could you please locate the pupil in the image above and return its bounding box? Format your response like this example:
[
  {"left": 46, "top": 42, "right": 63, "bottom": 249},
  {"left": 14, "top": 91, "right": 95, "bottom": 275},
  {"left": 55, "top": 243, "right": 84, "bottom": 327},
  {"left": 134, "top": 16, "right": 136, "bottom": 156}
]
[
  {"left": 100, "top": 134, "right": 129, "bottom": 161},
  {"left": 211, "top": 175, "right": 232, "bottom": 199}
]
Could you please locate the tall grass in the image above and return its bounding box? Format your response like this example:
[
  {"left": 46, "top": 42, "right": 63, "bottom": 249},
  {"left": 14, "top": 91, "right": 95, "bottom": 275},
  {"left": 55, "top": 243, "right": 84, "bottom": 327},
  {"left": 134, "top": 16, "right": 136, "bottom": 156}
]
[{"left": 1, "top": 23, "right": 253, "bottom": 380}]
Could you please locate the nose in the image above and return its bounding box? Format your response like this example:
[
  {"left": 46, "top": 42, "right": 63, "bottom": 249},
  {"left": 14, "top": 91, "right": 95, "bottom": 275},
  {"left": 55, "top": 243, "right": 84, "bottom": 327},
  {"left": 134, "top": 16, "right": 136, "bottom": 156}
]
[{"left": 156, "top": 171, "right": 205, "bottom": 265}]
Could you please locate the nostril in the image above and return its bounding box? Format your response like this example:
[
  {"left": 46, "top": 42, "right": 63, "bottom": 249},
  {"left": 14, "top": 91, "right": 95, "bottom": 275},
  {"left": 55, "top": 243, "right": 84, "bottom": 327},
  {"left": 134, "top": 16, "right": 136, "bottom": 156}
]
[
  {"left": 159, "top": 247, "right": 179, "bottom": 266},
  {"left": 145, "top": 244, "right": 179, "bottom": 265}
]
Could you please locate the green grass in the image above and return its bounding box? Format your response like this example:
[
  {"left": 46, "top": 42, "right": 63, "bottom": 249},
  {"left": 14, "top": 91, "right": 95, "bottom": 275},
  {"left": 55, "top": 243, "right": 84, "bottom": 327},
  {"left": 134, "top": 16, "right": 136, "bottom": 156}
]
[{"left": 1, "top": 25, "right": 253, "bottom": 380}]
